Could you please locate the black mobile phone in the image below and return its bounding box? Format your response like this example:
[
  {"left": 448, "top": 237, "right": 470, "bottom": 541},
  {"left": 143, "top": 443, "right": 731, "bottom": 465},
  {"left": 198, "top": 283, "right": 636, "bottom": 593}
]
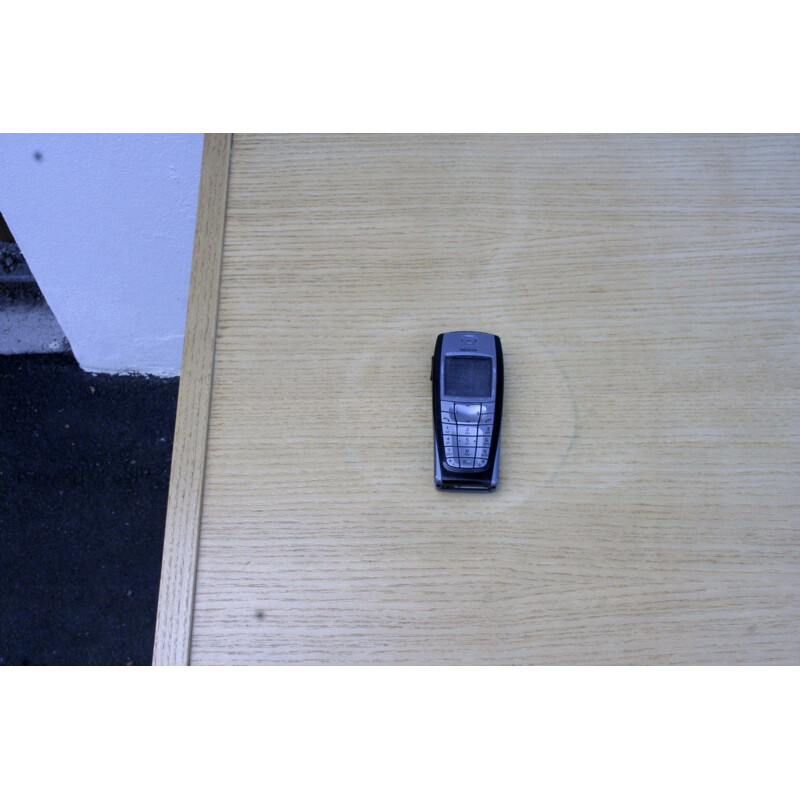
[{"left": 431, "top": 331, "right": 503, "bottom": 491}]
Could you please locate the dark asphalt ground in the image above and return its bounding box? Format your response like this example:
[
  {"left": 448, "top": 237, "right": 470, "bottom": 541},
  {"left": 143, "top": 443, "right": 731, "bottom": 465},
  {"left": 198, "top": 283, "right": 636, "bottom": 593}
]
[{"left": 0, "top": 353, "right": 178, "bottom": 665}]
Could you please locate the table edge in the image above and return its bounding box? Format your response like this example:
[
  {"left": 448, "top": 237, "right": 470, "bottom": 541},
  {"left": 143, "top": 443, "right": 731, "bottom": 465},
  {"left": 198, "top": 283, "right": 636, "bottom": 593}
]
[{"left": 152, "top": 133, "right": 232, "bottom": 665}]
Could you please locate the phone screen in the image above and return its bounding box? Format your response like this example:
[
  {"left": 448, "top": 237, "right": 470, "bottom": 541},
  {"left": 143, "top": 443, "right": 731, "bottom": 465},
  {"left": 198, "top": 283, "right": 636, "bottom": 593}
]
[{"left": 445, "top": 356, "right": 492, "bottom": 397}]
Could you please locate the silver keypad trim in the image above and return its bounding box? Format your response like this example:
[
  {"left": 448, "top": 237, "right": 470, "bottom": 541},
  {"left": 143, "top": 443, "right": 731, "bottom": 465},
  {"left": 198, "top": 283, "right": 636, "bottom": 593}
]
[
  {"left": 440, "top": 400, "right": 495, "bottom": 471},
  {"left": 454, "top": 403, "right": 482, "bottom": 423},
  {"left": 437, "top": 347, "right": 497, "bottom": 471}
]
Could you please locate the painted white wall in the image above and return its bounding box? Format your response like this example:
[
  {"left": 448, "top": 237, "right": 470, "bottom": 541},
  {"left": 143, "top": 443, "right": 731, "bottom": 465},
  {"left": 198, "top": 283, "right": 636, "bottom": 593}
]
[{"left": 0, "top": 134, "right": 203, "bottom": 375}]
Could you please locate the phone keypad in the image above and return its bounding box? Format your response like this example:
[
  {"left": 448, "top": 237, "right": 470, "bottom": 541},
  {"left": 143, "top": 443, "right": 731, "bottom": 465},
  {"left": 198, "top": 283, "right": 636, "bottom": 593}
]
[{"left": 442, "top": 402, "right": 495, "bottom": 470}]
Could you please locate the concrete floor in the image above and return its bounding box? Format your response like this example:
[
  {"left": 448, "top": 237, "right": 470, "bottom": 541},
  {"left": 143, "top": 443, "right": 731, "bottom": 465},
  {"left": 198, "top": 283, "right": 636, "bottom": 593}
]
[
  {"left": 0, "top": 353, "right": 178, "bottom": 665},
  {"left": 1, "top": 242, "right": 70, "bottom": 355},
  {"left": 0, "top": 297, "right": 70, "bottom": 354}
]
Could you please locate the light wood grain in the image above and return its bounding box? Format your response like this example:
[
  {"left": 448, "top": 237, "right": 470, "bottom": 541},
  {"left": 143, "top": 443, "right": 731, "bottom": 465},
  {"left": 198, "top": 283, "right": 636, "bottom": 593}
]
[
  {"left": 152, "top": 133, "right": 231, "bottom": 665},
  {"left": 191, "top": 134, "right": 800, "bottom": 664}
]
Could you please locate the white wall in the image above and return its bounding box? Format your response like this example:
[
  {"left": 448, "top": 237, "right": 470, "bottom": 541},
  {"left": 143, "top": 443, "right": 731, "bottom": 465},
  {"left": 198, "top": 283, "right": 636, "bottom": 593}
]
[{"left": 0, "top": 134, "right": 203, "bottom": 375}]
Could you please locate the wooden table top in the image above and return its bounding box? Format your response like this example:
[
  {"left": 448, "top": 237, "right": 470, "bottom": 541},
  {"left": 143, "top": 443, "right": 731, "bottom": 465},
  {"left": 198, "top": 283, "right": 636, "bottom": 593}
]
[{"left": 154, "top": 134, "right": 800, "bottom": 665}]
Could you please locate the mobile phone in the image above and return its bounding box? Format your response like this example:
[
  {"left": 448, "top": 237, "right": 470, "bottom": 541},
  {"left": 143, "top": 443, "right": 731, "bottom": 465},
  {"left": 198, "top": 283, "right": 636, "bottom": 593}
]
[{"left": 431, "top": 331, "right": 503, "bottom": 491}]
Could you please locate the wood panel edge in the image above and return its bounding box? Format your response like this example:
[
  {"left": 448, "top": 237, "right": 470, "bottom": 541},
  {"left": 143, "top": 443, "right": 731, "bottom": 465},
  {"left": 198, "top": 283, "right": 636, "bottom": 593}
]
[{"left": 152, "top": 133, "right": 232, "bottom": 665}]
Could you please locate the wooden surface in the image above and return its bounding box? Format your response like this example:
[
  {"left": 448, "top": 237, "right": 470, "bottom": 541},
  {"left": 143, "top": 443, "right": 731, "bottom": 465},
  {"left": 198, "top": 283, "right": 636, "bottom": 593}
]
[
  {"left": 168, "top": 134, "right": 800, "bottom": 665},
  {"left": 153, "top": 134, "right": 231, "bottom": 665}
]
